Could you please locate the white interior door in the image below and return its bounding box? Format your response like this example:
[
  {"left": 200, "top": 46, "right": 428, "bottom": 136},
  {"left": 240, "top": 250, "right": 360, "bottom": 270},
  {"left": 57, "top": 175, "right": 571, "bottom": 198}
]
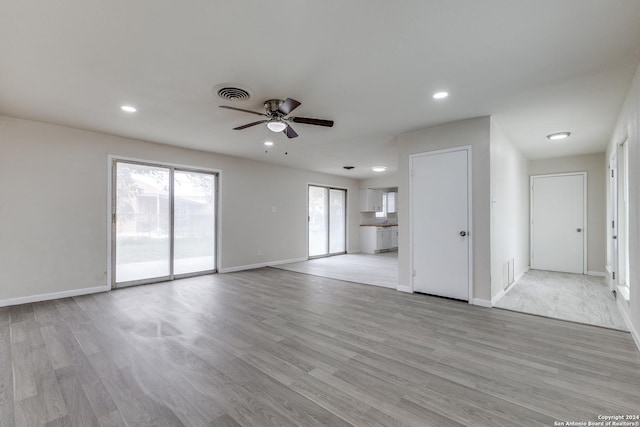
[
  {"left": 410, "top": 148, "right": 470, "bottom": 301},
  {"left": 531, "top": 173, "right": 586, "bottom": 274}
]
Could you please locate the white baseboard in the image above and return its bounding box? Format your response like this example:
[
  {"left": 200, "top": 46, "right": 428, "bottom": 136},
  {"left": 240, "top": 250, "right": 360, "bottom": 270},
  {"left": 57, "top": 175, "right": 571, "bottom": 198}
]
[
  {"left": 491, "top": 288, "right": 506, "bottom": 306},
  {"left": 514, "top": 267, "right": 529, "bottom": 284},
  {"left": 0, "top": 285, "right": 109, "bottom": 308},
  {"left": 470, "top": 298, "right": 491, "bottom": 308},
  {"left": 587, "top": 271, "right": 607, "bottom": 277},
  {"left": 617, "top": 297, "right": 640, "bottom": 353},
  {"left": 219, "top": 257, "right": 308, "bottom": 274},
  {"left": 397, "top": 285, "right": 412, "bottom": 293},
  {"left": 491, "top": 270, "right": 526, "bottom": 306}
]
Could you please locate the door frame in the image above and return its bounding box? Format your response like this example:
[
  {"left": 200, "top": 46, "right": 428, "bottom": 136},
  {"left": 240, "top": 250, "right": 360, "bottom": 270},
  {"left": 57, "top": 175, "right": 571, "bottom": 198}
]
[
  {"left": 107, "top": 155, "right": 221, "bottom": 290},
  {"left": 306, "top": 183, "right": 348, "bottom": 259},
  {"left": 609, "top": 151, "right": 618, "bottom": 291},
  {"left": 408, "top": 145, "right": 473, "bottom": 301},
  {"left": 529, "top": 172, "right": 587, "bottom": 274}
]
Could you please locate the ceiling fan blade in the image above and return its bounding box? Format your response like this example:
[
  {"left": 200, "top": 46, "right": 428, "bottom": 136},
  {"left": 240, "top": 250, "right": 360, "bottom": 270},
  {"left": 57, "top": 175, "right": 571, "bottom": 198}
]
[
  {"left": 233, "top": 120, "right": 268, "bottom": 130},
  {"left": 290, "top": 116, "right": 334, "bottom": 127},
  {"left": 278, "top": 98, "right": 301, "bottom": 115},
  {"left": 220, "top": 105, "right": 267, "bottom": 117},
  {"left": 283, "top": 124, "right": 299, "bottom": 139}
]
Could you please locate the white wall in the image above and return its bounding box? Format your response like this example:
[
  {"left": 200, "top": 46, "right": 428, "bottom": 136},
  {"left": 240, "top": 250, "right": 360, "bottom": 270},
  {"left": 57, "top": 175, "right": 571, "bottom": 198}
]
[
  {"left": 490, "top": 119, "right": 530, "bottom": 299},
  {"left": 358, "top": 173, "right": 398, "bottom": 189},
  {"left": 0, "top": 116, "right": 361, "bottom": 303},
  {"left": 397, "top": 117, "right": 492, "bottom": 302},
  {"left": 529, "top": 153, "right": 607, "bottom": 274},
  {"left": 606, "top": 62, "right": 640, "bottom": 349}
]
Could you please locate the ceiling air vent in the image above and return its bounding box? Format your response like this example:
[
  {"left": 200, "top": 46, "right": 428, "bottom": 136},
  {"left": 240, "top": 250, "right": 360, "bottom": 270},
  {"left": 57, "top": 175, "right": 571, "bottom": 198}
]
[{"left": 214, "top": 84, "right": 251, "bottom": 102}]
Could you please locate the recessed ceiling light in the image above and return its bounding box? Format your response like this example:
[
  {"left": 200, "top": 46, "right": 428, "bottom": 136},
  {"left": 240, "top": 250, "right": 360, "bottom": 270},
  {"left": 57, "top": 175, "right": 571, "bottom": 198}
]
[
  {"left": 264, "top": 141, "right": 274, "bottom": 146},
  {"left": 547, "top": 132, "right": 571, "bottom": 140},
  {"left": 120, "top": 105, "right": 137, "bottom": 113},
  {"left": 371, "top": 166, "right": 387, "bottom": 172},
  {"left": 433, "top": 91, "right": 448, "bottom": 99}
]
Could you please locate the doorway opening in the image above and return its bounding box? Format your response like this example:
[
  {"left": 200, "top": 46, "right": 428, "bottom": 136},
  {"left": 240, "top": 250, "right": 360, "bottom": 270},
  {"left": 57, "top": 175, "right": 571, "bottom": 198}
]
[
  {"left": 308, "top": 185, "right": 346, "bottom": 258},
  {"left": 111, "top": 159, "right": 218, "bottom": 288}
]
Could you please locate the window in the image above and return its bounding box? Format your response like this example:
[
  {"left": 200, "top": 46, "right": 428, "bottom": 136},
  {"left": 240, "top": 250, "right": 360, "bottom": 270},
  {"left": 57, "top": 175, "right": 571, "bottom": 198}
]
[{"left": 375, "top": 193, "right": 388, "bottom": 218}]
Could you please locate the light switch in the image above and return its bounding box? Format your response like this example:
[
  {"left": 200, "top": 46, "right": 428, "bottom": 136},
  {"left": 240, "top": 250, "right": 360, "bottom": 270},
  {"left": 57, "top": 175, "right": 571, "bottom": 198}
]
[{"left": 271, "top": 206, "right": 277, "bottom": 213}]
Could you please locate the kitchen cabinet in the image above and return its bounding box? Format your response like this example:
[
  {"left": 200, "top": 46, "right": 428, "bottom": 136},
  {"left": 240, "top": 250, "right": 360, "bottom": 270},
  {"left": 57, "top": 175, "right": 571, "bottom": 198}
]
[
  {"left": 391, "top": 225, "right": 398, "bottom": 248},
  {"left": 387, "top": 192, "right": 397, "bottom": 213},
  {"left": 360, "top": 226, "right": 397, "bottom": 253},
  {"left": 360, "top": 189, "right": 383, "bottom": 212}
]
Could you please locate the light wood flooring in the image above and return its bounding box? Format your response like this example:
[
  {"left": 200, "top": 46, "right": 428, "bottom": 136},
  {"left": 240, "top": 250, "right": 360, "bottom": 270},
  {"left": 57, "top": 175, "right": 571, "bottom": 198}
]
[
  {"left": 1, "top": 268, "right": 639, "bottom": 426},
  {"left": 274, "top": 252, "right": 398, "bottom": 289}
]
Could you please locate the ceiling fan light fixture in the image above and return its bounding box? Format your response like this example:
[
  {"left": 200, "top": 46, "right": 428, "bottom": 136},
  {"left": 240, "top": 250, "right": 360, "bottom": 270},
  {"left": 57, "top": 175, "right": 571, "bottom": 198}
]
[
  {"left": 371, "top": 166, "right": 387, "bottom": 172},
  {"left": 547, "top": 131, "right": 571, "bottom": 140},
  {"left": 267, "top": 121, "right": 287, "bottom": 132}
]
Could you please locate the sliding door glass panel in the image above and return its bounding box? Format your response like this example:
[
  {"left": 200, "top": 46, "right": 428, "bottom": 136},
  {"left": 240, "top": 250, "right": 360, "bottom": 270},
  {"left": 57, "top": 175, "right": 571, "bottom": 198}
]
[
  {"left": 115, "top": 163, "right": 171, "bottom": 283},
  {"left": 173, "top": 171, "right": 216, "bottom": 275},
  {"left": 329, "top": 189, "right": 346, "bottom": 254},
  {"left": 309, "top": 186, "right": 328, "bottom": 257}
]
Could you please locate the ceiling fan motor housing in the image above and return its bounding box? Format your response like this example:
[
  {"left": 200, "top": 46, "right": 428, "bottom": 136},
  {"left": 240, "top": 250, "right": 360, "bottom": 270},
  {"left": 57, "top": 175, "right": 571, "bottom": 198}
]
[{"left": 264, "top": 99, "right": 284, "bottom": 116}]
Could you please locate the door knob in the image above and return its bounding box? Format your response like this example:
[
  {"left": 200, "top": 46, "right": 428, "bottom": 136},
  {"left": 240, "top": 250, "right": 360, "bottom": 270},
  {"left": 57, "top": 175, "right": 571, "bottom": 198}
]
[
  {"left": 459, "top": 231, "right": 467, "bottom": 237},
  {"left": 577, "top": 228, "right": 582, "bottom": 232}
]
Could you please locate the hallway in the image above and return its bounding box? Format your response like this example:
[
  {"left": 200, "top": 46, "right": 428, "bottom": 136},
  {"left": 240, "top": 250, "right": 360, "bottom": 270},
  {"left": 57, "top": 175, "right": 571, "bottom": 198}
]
[{"left": 495, "top": 270, "right": 627, "bottom": 330}]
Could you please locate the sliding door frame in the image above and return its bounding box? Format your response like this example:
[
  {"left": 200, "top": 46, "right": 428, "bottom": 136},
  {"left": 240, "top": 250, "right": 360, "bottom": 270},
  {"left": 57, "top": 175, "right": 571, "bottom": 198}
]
[
  {"left": 107, "top": 155, "right": 220, "bottom": 290},
  {"left": 307, "top": 183, "right": 348, "bottom": 259}
]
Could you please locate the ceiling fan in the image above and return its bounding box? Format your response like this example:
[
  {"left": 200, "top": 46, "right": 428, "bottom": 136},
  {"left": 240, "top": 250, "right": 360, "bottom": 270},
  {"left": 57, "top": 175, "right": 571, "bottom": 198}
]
[{"left": 220, "top": 98, "right": 334, "bottom": 139}]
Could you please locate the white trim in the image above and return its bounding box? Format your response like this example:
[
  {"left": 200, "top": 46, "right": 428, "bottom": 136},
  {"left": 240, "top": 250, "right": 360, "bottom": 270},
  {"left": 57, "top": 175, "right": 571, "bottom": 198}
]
[
  {"left": 219, "top": 257, "right": 308, "bottom": 274},
  {"left": 0, "top": 285, "right": 109, "bottom": 308},
  {"left": 491, "top": 289, "right": 506, "bottom": 306},
  {"left": 492, "top": 267, "right": 529, "bottom": 306},
  {"left": 514, "top": 267, "right": 529, "bottom": 285},
  {"left": 617, "top": 285, "right": 630, "bottom": 302},
  {"left": 617, "top": 297, "right": 640, "bottom": 353},
  {"left": 530, "top": 172, "right": 588, "bottom": 274},
  {"left": 408, "top": 145, "right": 473, "bottom": 302},
  {"left": 587, "top": 271, "right": 607, "bottom": 277},
  {"left": 397, "top": 285, "right": 413, "bottom": 293},
  {"left": 608, "top": 150, "right": 618, "bottom": 292},
  {"left": 470, "top": 298, "right": 491, "bottom": 308}
]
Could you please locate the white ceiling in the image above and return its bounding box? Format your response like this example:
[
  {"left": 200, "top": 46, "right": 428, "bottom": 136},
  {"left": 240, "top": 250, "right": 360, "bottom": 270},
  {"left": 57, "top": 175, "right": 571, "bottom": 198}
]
[{"left": 1, "top": 1, "right": 639, "bottom": 178}]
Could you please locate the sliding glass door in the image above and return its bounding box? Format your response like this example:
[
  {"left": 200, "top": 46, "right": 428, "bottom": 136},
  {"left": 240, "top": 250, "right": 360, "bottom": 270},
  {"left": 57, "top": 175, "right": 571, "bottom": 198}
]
[
  {"left": 308, "top": 185, "right": 346, "bottom": 258},
  {"left": 113, "top": 160, "right": 217, "bottom": 287}
]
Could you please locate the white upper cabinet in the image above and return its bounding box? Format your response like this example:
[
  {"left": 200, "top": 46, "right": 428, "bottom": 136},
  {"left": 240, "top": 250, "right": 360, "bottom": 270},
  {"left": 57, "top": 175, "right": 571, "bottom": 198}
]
[
  {"left": 387, "top": 191, "right": 397, "bottom": 213},
  {"left": 360, "top": 189, "right": 383, "bottom": 212}
]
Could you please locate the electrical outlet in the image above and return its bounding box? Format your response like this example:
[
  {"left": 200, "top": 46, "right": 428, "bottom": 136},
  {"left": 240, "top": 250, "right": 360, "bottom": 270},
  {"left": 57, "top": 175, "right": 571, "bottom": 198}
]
[{"left": 257, "top": 249, "right": 262, "bottom": 256}]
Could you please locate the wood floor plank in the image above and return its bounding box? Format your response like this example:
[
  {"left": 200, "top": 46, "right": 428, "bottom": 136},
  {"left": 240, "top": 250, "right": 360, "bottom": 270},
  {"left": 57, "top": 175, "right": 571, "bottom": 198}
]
[
  {"left": 0, "top": 323, "right": 15, "bottom": 427},
  {"left": 1, "top": 267, "right": 639, "bottom": 426}
]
